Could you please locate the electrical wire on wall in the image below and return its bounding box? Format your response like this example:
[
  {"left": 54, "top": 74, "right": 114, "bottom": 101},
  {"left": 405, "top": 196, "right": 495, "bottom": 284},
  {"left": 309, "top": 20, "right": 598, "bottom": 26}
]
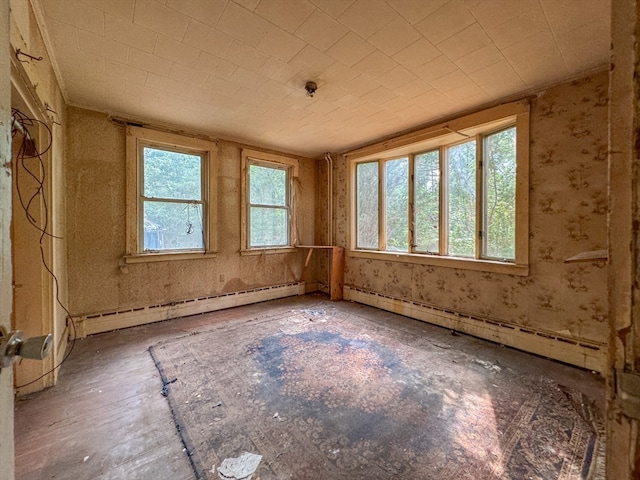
[{"left": 11, "top": 107, "right": 77, "bottom": 388}]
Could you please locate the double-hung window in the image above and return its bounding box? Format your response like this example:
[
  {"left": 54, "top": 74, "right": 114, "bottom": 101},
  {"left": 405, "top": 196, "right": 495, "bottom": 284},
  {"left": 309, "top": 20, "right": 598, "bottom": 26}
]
[
  {"left": 241, "top": 149, "right": 298, "bottom": 252},
  {"left": 350, "top": 101, "right": 529, "bottom": 274},
  {"left": 125, "top": 126, "right": 217, "bottom": 261}
]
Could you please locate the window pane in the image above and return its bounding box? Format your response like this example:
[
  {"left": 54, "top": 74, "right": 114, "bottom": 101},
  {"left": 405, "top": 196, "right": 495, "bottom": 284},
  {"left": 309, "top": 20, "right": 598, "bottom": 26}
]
[
  {"left": 356, "top": 162, "right": 379, "bottom": 249},
  {"left": 143, "top": 147, "right": 202, "bottom": 200},
  {"left": 485, "top": 127, "right": 516, "bottom": 259},
  {"left": 250, "top": 207, "right": 288, "bottom": 247},
  {"left": 385, "top": 158, "right": 409, "bottom": 251},
  {"left": 143, "top": 201, "right": 204, "bottom": 250},
  {"left": 249, "top": 164, "right": 286, "bottom": 206},
  {"left": 414, "top": 150, "right": 440, "bottom": 253},
  {"left": 447, "top": 141, "right": 476, "bottom": 257}
]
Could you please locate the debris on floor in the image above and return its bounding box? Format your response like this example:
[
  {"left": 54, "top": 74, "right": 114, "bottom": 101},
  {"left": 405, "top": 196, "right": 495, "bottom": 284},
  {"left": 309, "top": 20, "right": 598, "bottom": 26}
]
[
  {"left": 473, "top": 359, "right": 502, "bottom": 372},
  {"left": 216, "top": 452, "right": 263, "bottom": 480}
]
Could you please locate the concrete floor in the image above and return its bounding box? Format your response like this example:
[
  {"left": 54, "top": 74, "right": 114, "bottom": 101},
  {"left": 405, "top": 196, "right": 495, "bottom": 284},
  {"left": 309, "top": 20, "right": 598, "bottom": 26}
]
[{"left": 14, "top": 295, "right": 605, "bottom": 480}]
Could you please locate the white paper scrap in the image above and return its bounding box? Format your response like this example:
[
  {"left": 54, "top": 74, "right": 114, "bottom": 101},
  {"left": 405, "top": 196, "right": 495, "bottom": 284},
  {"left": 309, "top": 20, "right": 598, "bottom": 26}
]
[{"left": 217, "top": 452, "right": 263, "bottom": 480}]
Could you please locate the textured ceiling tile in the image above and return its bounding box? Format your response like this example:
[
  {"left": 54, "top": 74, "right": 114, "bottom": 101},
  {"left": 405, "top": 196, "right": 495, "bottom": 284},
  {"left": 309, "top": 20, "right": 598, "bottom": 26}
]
[
  {"left": 321, "top": 61, "right": 359, "bottom": 84},
  {"left": 386, "top": 0, "right": 449, "bottom": 25},
  {"left": 337, "top": 0, "right": 396, "bottom": 39},
  {"left": 308, "top": 0, "right": 355, "bottom": 18},
  {"left": 352, "top": 50, "right": 397, "bottom": 78},
  {"left": 483, "top": 7, "right": 549, "bottom": 49},
  {"left": 155, "top": 35, "right": 201, "bottom": 67},
  {"left": 196, "top": 52, "right": 237, "bottom": 79},
  {"left": 430, "top": 69, "right": 470, "bottom": 92},
  {"left": 42, "top": 0, "right": 104, "bottom": 34},
  {"left": 169, "top": 63, "right": 210, "bottom": 87},
  {"left": 443, "top": 81, "right": 485, "bottom": 100},
  {"left": 258, "top": 57, "right": 299, "bottom": 84},
  {"left": 454, "top": 43, "right": 503, "bottom": 74},
  {"left": 395, "top": 78, "right": 433, "bottom": 99},
  {"left": 361, "top": 85, "right": 398, "bottom": 106},
  {"left": 469, "top": 59, "right": 523, "bottom": 87},
  {"left": 325, "top": 31, "right": 375, "bottom": 66},
  {"left": 288, "top": 45, "right": 336, "bottom": 76},
  {"left": 368, "top": 16, "right": 421, "bottom": 57},
  {"left": 257, "top": 26, "right": 306, "bottom": 62},
  {"left": 467, "top": 0, "right": 540, "bottom": 30},
  {"left": 105, "top": 59, "right": 148, "bottom": 84},
  {"left": 412, "top": 89, "right": 448, "bottom": 107},
  {"left": 413, "top": 55, "right": 458, "bottom": 82},
  {"left": 133, "top": 0, "right": 189, "bottom": 39},
  {"left": 43, "top": 17, "right": 80, "bottom": 51},
  {"left": 183, "top": 19, "right": 233, "bottom": 57},
  {"left": 295, "top": 8, "right": 348, "bottom": 52},
  {"left": 79, "top": 0, "right": 135, "bottom": 21},
  {"left": 228, "top": 66, "right": 269, "bottom": 89},
  {"left": 378, "top": 65, "right": 418, "bottom": 90},
  {"left": 128, "top": 47, "right": 173, "bottom": 76},
  {"left": 556, "top": 20, "right": 610, "bottom": 72},
  {"left": 145, "top": 72, "right": 190, "bottom": 94},
  {"left": 255, "top": 0, "right": 316, "bottom": 32},
  {"left": 165, "top": 0, "right": 227, "bottom": 27},
  {"left": 77, "top": 29, "right": 128, "bottom": 62},
  {"left": 105, "top": 14, "right": 157, "bottom": 53},
  {"left": 437, "top": 23, "right": 491, "bottom": 61},
  {"left": 503, "top": 30, "right": 569, "bottom": 86},
  {"left": 344, "top": 74, "right": 382, "bottom": 96},
  {"left": 216, "top": 1, "right": 269, "bottom": 47},
  {"left": 234, "top": 0, "right": 260, "bottom": 11},
  {"left": 540, "top": 0, "right": 610, "bottom": 36},
  {"left": 257, "top": 78, "right": 296, "bottom": 101},
  {"left": 225, "top": 39, "right": 270, "bottom": 71},
  {"left": 415, "top": 0, "right": 476, "bottom": 45},
  {"left": 392, "top": 38, "right": 441, "bottom": 70}
]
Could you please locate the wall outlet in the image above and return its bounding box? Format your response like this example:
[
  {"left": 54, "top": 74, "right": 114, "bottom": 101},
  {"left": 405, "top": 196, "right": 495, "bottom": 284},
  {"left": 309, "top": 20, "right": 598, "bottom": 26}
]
[{"left": 219, "top": 274, "right": 225, "bottom": 283}]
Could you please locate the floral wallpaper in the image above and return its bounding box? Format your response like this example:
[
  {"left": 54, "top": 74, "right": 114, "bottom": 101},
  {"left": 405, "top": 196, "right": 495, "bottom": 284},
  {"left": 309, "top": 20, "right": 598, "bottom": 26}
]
[{"left": 329, "top": 71, "right": 609, "bottom": 345}]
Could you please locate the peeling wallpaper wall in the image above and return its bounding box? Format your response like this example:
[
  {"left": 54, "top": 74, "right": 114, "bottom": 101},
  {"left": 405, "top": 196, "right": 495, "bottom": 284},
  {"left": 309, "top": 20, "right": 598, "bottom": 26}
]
[
  {"left": 332, "top": 72, "right": 609, "bottom": 345},
  {"left": 65, "top": 107, "right": 316, "bottom": 317}
]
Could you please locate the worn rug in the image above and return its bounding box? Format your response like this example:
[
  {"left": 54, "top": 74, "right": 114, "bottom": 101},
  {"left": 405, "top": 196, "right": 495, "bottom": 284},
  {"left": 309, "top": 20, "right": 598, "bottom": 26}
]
[{"left": 149, "top": 302, "right": 604, "bottom": 480}]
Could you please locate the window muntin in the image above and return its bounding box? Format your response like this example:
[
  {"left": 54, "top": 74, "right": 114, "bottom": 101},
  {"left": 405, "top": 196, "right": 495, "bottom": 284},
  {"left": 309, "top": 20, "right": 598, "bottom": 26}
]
[
  {"left": 413, "top": 150, "right": 440, "bottom": 253},
  {"left": 483, "top": 127, "right": 516, "bottom": 260},
  {"left": 356, "top": 161, "right": 379, "bottom": 249},
  {"left": 446, "top": 140, "right": 476, "bottom": 258},
  {"left": 385, "top": 157, "right": 409, "bottom": 252},
  {"left": 140, "top": 145, "right": 205, "bottom": 252},
  {"left": 247, "top": 161, "right": 290, "bottom": 248},
  {"left": 353, "top": 124, "right": 518, "bottom": 264}
]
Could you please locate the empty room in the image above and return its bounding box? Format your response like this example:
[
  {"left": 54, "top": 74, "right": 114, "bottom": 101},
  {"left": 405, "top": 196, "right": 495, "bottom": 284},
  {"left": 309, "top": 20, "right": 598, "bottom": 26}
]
[{"left": 1, "top": 0, "right": 639, "bottom": 479}]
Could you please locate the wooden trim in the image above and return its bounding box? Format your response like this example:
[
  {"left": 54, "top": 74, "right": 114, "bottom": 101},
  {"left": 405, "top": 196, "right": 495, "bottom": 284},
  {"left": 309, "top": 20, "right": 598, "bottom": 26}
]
[
  {"left": 74, "top": 283, "right": 303, "bottom": 337},
  {"left": 515, "top": 112, "right": 530, "bottom": 266},
  {"left": 344, "top": 100, "right": 530, "bottom": 160},
  {"left": 345, "top": 287, "right": 606, "bottom": 373},
  {"left": 125, "top": 126, "right": 218, "bottom": 256},
  {"left": 330, "top": 247, "right": 345, "bottom": 301},
  {"left": 348, "top": 249, "right": 528, "bottom": 276}
]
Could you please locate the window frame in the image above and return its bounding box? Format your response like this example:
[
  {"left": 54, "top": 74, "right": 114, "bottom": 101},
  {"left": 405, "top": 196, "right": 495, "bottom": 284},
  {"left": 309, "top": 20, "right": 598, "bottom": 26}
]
[
  {"left": 347, "top": 100, "right": 530, "bottom": 276},
  {"left": 124, "top": 126, "right": 218, "bottom": 263},
  {"left": 241, "top": 149, "right": 299, "bottom": 254}
]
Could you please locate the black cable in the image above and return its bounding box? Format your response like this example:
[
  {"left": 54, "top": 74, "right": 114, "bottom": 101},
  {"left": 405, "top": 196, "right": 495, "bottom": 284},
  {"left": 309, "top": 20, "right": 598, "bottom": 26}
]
[{"left": 11, "top": 108, "right": 77, "bottom": 389}]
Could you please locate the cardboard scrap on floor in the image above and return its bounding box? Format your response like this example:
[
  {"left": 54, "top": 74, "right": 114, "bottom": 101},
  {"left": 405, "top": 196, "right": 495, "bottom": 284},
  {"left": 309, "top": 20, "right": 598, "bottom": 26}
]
[{"left": 215, "top": 452, "right": 263, "bottom": 480}]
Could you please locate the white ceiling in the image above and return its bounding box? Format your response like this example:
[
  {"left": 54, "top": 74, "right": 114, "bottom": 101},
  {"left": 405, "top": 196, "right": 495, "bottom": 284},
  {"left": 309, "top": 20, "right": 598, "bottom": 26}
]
[{"left": 32, "top": 0, "right": 611, "bottom": 157}]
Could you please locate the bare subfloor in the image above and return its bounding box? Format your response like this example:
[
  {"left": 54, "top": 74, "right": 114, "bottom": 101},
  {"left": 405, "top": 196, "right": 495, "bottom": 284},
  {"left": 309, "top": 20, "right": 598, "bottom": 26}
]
[{"left": 14, "top": 295, "right": 605, "bottom": 480}]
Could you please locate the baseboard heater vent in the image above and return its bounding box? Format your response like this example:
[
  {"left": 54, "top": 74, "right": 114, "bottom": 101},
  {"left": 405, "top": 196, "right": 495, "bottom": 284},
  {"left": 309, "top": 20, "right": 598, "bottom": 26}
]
[
  {"left": 344, "top": 286, "right": 606, "bottom": 374},
  {"left": 75, "top": 282, "right": 305, "bottom": 337}
]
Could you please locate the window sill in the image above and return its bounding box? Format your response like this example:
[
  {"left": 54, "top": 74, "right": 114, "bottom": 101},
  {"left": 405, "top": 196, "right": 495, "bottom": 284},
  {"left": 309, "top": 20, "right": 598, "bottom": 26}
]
[
  {"left": 348, "top": 249, "right": 529, "bottom": 276},
  {"left": 123, "top": 251, "right": 217, "bottom": 263},
  {"left": 240, "top": 247, "right": 297, "bottom": 256}
]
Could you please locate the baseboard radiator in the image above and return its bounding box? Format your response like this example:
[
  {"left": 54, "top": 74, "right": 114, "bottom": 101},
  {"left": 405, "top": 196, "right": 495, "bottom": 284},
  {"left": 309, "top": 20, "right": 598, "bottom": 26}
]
[
  {"left": 74, "top": 282, "right": 305, "bottom": 338},
  {"left": 344, "top": 286, "right": 606, "bottom": 374}
]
